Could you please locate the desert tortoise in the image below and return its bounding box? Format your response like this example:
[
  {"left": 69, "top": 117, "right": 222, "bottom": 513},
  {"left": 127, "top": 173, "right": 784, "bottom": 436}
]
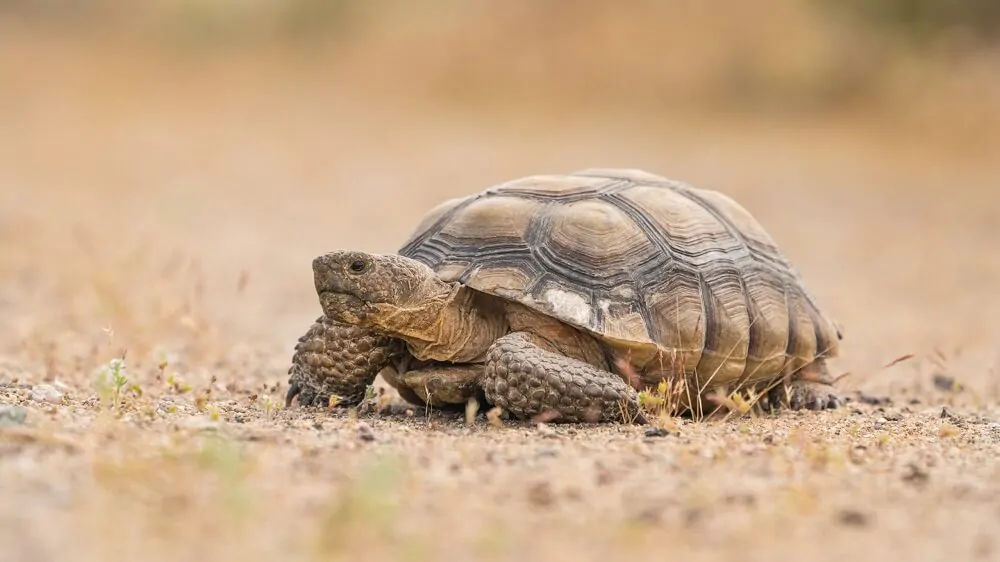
[{"left": 286, "top": 168, "right": 843, "bottom": 423}]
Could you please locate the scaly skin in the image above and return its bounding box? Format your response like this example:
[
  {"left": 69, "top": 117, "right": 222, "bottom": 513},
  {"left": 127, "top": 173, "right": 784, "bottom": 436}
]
[
  {"left": 766, "top": 361, "right": 845, "bottom": 411},
  {"left": 398, "top": 364, "right": 485, "bottom": 407},
  {"left": 785, "top": 380, "right": 844, "bottom": 410},
  {"left": 285, "top": 315, "right": 404, "bottom": 408},
  {"left": 482, "top": 332, "right": 647, "bottom": 424}
]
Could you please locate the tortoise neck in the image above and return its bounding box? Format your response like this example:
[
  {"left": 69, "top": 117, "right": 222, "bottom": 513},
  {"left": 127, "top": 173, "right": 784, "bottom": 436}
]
[{"left": 375, "top": 282, "right": 508, "bottom": 363}]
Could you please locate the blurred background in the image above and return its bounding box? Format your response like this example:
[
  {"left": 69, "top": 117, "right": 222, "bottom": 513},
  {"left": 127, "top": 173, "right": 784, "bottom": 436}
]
[{"left": 1, "top": 0, "right": 999, "bottom": 395}]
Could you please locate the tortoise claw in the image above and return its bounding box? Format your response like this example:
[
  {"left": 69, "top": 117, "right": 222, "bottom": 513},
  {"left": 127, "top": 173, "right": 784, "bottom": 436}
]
[{"left": 285, "top": 382, "right": 302, "bottom": 407}]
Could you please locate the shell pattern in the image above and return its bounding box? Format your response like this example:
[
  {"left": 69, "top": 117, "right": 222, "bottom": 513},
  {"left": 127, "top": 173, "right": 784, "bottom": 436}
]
[{"left": 398, "top": 168, "right": 841, "bottom": 387}]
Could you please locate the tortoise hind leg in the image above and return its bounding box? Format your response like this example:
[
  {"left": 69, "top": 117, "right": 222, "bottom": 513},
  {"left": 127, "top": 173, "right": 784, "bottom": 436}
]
[
  {"left": 768, "top": 360, "right": 844, "bottom": 411},
  {"left": 481, "top": 332, "right": 647, "bottom": 424},
  {"left": 786, "top": 380, "right": 843, "bottom": 410}
]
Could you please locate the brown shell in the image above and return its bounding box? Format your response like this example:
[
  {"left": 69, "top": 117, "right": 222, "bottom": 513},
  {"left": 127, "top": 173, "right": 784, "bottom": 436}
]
[{"left": 398, "top": 168, "right": 841, "bottom": 385}]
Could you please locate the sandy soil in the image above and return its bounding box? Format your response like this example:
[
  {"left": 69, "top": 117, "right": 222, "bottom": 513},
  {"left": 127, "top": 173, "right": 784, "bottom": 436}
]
[{"left": 1, "top": 33, "right": 1000, "bottom": 562}]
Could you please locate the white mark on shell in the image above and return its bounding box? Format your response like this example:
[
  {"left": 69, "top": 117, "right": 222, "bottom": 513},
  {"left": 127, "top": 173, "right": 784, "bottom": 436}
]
[
  {"left": 598, "top": 298, "right": 612, "bottom": 316},
  {"left": 542, "top": 288, "right": 591, "bottom": 326}
]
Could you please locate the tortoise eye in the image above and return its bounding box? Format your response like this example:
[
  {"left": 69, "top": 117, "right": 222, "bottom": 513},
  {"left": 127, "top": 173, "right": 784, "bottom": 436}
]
[{"left": 348, "top": 259, "right": 368, "bottom": 273}]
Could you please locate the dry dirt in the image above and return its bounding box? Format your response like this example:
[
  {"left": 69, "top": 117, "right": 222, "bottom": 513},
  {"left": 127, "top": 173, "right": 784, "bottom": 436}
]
[{"left": 2, "top": 31, "right": 1000, "bottom": 562}]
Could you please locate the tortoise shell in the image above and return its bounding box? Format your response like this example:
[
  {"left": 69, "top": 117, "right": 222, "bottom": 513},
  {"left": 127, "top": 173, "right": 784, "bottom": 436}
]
[{"left": 397, "top": 168, "right": 841, "bottom": 386}]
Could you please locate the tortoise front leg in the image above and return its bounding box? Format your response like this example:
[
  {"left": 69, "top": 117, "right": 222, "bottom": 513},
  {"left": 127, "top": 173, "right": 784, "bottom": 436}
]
[
  {"left": 481, "top": 332, "right": 647, "bottom": 424},
  {"left": 286, "top": 315, "right": 403, "bottom": 408}
]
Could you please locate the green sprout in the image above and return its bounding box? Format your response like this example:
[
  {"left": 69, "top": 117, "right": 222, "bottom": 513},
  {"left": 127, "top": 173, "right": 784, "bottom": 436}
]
[
  {"left": 259, "top": 394, "right": 282, "bottom": 422},
  {"left": 94, "top": 357, "right": 129, "bottom": 412}
]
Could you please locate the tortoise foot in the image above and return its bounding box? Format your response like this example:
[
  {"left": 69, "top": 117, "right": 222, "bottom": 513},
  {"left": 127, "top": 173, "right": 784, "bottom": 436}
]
[
  {"left": 782, "top": 380, "right": 844, "bottom": 410},
  {"left": 286, "top": 315, "right": 402, "bottom": 408}
]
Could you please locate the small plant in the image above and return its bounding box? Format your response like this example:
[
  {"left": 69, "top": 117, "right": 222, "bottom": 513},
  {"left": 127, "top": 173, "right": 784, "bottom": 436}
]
[
  {"left": 637, "top": 376, "right": 687, "bottom": 426},
  {"left": 166, "top": 373, "right": 193, "bottom": 394},
  {"left": 938, "top": 423, "right": 960, "bottom": 438},
  {"left": 94, "top": 356, "right": 130, "bottom": 412},
  {"left": 485, "top": 406, "right": 504, "bottom": 428},
  {"left": 155, "top": 349, "right": 170, "bottom": 382},
  {"left": 465, "top": 397, "right": 480, "bottom": 426},
  {"left": 259, "top": 394, "right": 282, "bottom": 422},
  {"left": 877, "top": 432, "right": 891, "bottom": 447}
]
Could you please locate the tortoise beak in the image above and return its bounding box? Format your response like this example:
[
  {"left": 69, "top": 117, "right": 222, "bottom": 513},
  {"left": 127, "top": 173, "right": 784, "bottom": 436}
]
[
  {"left": 312, "top": 252, "right": 372, "bottom": 324},
  {"left": 312, "top": 252, "right": 354, "bottom": 295},
  {"left": 312, "top": 250, "right": 372, "bottom": 293},
  {"left": 312, "top": 253, "right": 337, "bottom": 294}
]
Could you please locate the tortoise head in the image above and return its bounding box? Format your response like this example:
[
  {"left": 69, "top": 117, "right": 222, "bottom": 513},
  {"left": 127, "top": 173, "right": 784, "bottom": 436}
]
[{"left": 311, "top": 250, "right": 445, "bottom": 330}]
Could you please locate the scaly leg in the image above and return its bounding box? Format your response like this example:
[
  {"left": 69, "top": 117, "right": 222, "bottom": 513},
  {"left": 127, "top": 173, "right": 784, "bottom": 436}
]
[
  {"left": 285, "top": 315, "right": 403, "bottom": 407},
  {"left": 481, "top": 332, "right": 647, "bottom": 424}
]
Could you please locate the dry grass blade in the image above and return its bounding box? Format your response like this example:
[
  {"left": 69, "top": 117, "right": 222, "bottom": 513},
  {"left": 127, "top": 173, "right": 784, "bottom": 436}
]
[{"left": 884, "top": 354, "right": 915, "bottom": 370}]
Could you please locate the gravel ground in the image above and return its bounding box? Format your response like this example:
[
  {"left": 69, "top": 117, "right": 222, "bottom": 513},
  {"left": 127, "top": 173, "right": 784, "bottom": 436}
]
[{"left": 1, "top": 36, "right": 999, "bottom": 562}]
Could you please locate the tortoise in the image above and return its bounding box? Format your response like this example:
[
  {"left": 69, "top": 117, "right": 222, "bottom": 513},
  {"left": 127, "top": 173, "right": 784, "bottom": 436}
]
[{"left": 285, "top": 168, "right": 844, "bottom": 423}]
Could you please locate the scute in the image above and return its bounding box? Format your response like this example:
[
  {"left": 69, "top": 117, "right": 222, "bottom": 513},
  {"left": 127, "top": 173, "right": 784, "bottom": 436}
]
[
  {"left": 543, "top": 198, "right": 657, "bottom": 279},
  {"left": 398, "top": 169, "right": 841, "bottom": 387},
  {"left": 691, "top": 185, "right": 842, "bottom": 343},
  {"left": 439, "top": 195, "right": 538, "bottom": 245},
  {"left": 572, "top": 168, "right": 671, "bottom": 183},
  {"left": 463, "top": 263, "right": 534, "bottom": 295},
  {"left": 644, "top": 268, "right": 707, "bottom": 367},
  {"left": 596, "top": 295, "right": 651, "bottom": 343},
  {"left": 617, "top": 184, "right": 745, "bottom": 266},
  {"left": 489, "top": 173, "right": 615, "bottom": 198},
  {"left": 399, "top": 196, "right": 467, "bottom": 250}
]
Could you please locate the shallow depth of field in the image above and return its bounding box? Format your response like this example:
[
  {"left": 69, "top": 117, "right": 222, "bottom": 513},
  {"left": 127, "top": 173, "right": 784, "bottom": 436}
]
[{"left": 1, "top": 2, "right": 999, "bottom": 561}]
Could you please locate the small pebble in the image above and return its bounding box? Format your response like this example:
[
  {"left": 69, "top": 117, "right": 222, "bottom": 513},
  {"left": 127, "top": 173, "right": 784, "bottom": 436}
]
[
  {"left": 644, "top": 427, "right": 669, "bottom": 438},
  {"left": 29, "top": 384, "right": 63, "bottom": 405},
  {"left": 356, "top": 422, "right": 376, "bottom": 442},
  {"left": 536, "top": 423, "right": 557, "bottom": 438},
  {"left": 941, "top": 406, "right": 960, "bottom": 420},
  {"left": 902, "top": 463, "right": 930, "bottom": 485},
  {"left": 857, "top": 392, "right": 891, "bottom": 406},
  {"left": 884, "top": 412, "right": 903, "bottom": 421},
  {"left": 837, "top": 509, "right": 870, "bottom": 527},
  {"left": 683, "top": 507, "right": 705, "bottom": 527},
  {"left": 932, "top": 374, "right": 958, "bottom": 391},
  {"left": 0, "top": 405, "right": 27, "bottom": 427},
  {"left": 723, "top": 492, "right": 756, "bottom": 506},
  {"left": 630, "top": 504, "right": 664, "bottom": 524},
  {"left": 594, "top": 461, "right": 614, "bottom": 486},
  {"left": 527, "top": 481, "right": 555, "bottom": 507}
]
